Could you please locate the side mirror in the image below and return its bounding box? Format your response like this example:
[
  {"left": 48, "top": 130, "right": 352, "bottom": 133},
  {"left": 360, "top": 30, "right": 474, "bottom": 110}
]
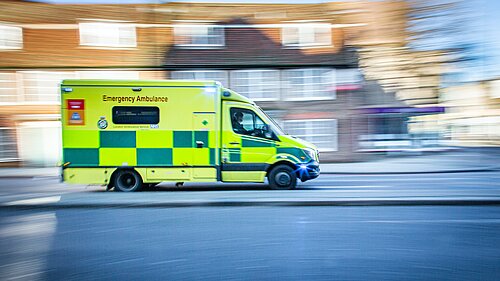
[{"left": 262, "top": 125, "right": 273, "bottom": 138}]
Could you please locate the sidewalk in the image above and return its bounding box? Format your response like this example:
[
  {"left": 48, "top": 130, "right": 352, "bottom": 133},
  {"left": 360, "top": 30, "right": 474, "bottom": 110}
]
[
  {"left": 0, "top": 167, "right": 60, "bottom": 178},
  {"left": 0, "top": 148, "right": 498, "bottom": 178},
  {"left": 320, "top": 148, "right": 500, "bottom": 174}
]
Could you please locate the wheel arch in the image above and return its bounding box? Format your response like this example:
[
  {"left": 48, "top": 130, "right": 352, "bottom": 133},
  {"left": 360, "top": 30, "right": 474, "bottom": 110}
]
[
  {"left": 107, "top": 167, "right": 145, "bottom": 189},
  {"left": 266, "top": 160, "right": 296, "bottom": 178}
]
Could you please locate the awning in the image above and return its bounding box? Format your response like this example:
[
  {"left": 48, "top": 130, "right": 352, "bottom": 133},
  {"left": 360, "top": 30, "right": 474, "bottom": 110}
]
[{"left": 358, "top": 106, "right": 445, "bottom": 115}]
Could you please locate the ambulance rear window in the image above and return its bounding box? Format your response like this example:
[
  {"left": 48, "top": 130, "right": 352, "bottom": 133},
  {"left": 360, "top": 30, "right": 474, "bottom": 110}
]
[{"left": 112, "top": 106, "right": 159, "bottom": 124}]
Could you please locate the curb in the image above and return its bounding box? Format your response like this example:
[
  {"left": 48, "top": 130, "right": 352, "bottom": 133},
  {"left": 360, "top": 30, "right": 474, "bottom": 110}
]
[
  {"left": 2, "top": 199, "right": 500, "bottom": 209},
  {"left": 320, "top": 167, "right": 500, "bottom": 175}
]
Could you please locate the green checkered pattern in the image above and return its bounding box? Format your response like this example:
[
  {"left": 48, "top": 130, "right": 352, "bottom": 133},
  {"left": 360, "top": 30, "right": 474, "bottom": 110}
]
[
  {"left": 63, "top": 130, "right": 217, "bottom": 167},
  {"left": 225, "top": 136, "right": 310, "bottom": 163}
]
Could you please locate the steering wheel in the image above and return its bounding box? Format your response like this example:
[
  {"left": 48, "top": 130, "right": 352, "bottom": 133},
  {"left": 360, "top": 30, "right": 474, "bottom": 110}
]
[{"left": 252, "top": 128, "right": 263, "bottom": 137}]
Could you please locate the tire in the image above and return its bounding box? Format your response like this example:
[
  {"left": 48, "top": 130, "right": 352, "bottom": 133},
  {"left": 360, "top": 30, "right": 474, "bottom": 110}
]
[
  {"left": 114, "top": 169, "right": 143, "bottom": 192},
  {"left": 268, "top": 165, "right": 297, "bottom": 190}
]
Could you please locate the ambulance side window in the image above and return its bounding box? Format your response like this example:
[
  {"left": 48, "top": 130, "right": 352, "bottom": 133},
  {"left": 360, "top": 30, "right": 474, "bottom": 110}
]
[
  {"left": 230, "top": 108, "right": 276, "bottom": 140},
  {"left": 112, "top": 106, "right": 159, "bottom": 124}
]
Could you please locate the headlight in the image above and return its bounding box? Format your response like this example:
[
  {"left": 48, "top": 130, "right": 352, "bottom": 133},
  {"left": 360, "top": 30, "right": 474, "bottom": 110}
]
[{"left": 303, "top": 148, "right": 316, "bottom": 161}]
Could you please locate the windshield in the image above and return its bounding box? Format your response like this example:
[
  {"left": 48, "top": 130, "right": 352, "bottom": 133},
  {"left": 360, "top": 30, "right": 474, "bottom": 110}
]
[{"left": 255, "top": 106, "right": 286, "bottom": 136}]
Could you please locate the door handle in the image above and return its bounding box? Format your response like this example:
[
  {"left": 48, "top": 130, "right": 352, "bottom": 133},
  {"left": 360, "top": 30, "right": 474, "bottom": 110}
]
[
  {"left": 229, "top": 142, "right": 240, "bottom": 145},
  {"left": 196, "top": 141, "right": 204, "bottom": 148}
]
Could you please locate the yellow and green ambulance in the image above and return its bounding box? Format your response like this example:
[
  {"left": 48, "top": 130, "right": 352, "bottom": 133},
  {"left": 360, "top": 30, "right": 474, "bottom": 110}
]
[{"left": 61, "top": 79, "right": 320, "bottom": 191}]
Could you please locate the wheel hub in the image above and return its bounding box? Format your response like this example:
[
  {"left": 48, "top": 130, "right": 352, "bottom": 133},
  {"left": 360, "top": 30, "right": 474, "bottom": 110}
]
[
  {"left": 275, "top": 171, "right": 291, "bottom": 186},
  {"left": 121, "top": 174, "right": 136, "bottom": 189}
]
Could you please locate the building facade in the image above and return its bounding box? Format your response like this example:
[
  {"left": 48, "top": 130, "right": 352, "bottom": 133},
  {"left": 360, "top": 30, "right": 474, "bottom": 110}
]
[
  {"left": 436, "top": 79, "right": 500, "bottom": 146},
  {"left": 0, "top": 0, "right": 443, "bottom": 165}
]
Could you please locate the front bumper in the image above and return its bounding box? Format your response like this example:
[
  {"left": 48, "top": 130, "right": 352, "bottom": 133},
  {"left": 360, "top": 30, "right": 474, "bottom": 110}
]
[{"left": 295, "top": 160, "right": 320, "bottom": 182}]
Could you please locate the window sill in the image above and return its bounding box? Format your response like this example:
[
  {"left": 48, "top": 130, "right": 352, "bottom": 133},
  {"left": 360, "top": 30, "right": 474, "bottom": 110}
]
[
  {"left": 0, "top": 102, "right": 60, "bottom": 106},
  {"left": 0, "top": 48, "right": 23, "bottom": 51},
  {"left": 78, "top": 45, "right": 137, "bottom": 50},
  {"left": 282, "top": 44, "right": 333, "bottom": 49}
]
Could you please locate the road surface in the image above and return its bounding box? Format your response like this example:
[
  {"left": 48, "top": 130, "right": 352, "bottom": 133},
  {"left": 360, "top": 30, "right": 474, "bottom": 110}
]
[{"left": 0, "top": 172, "right": 499, "bottom": 280}]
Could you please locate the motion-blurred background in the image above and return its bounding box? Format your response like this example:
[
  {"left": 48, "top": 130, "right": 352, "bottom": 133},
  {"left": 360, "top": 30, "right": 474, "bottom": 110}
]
[{"left": 0, "top": 0, "right": 498, "bottom": 166}]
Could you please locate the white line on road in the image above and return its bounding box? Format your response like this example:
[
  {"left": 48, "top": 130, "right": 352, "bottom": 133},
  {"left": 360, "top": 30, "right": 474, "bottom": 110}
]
[
  {"left": 301, "top": 185, "right": 390, "bottom": 189},
  {"left": 149, "top": 259, "right": 188, "bottom": 265},
  {"left": 2, "top": 196, "right": 61, "bottom": 206},
  {"left": 105, "top": 258, "right": 144, "bottom": 265},
  {"left": 236, "top": 265, "right": 270, "bottom": 270}
]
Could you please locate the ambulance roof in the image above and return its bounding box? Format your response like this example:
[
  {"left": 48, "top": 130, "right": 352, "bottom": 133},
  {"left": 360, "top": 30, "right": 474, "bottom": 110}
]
[{"left": 61, "top": 79, "right": 219, "bottom": 87}]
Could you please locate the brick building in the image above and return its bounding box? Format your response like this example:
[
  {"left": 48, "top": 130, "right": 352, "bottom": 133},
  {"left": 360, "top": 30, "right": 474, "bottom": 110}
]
[{"left": 0, "top": 0, "right": 442, "bottom": 165}]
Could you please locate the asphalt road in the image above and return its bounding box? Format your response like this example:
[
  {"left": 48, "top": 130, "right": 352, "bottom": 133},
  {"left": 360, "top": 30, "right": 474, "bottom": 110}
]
[
  {"left": 0, "top": 172, "right": 500, "bottom": 280},
  {"left": 1, "top": 206, "right": 500, "bottom": 280}
]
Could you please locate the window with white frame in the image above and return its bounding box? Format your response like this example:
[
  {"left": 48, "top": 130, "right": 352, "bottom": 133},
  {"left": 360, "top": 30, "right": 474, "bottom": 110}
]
[
  {"left": 174, "top": 25, "right": 224, "bottom": 47},
  {"left": 282, "top": 68, "right": 336, "bottom": 100},
  {"left": 79, "top": 22, "right": 136, "bottom": 48},
  {"left": 0, "top": 25, "right": 22, "bottom": 50},
  {"left": 284, "top": 119, "right": 338, "bottom": 151},
  {"left": 0, "top": 72, "right": 19, "bottom": 103},
  {"left": 1, "top": 71, "right": 140, "bottom": 105},
  {"left": 21, "top": 71, "right": 76, "bottom": 104},
  {"left": 282, "top": 24, "right": 331, "bottom": 48},
  {"left": 0, "top": 127, "right": 18, "bottom": 162},
  {"left": 171, "top": 70, "right": 228, "bottom": 86},
  {"left": 230, "top": 70, "right": 280, "bottom": 101}
]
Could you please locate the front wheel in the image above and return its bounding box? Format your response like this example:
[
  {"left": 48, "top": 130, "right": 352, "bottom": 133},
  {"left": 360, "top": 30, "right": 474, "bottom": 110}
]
[
  {"left": 268, "top": 165, "right": 297, "bottom": 190},
  {"left": 114, "top": 169, "right": 143, "bottom": 192}
]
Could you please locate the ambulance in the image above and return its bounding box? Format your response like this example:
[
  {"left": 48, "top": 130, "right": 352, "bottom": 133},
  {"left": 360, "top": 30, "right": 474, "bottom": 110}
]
[{"left": 61, "top": 80, "right": 320, "bottom": 191}]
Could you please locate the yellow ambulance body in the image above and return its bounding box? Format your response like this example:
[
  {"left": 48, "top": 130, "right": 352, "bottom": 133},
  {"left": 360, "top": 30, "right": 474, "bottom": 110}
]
[{"left": 61, "top": 80, "right": 319, "bottom": 191}]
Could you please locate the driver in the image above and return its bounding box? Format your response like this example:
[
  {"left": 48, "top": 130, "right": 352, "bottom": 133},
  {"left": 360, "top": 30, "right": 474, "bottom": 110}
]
[{"left": 232, "top": 111, "right": 249, "bottom": 135}]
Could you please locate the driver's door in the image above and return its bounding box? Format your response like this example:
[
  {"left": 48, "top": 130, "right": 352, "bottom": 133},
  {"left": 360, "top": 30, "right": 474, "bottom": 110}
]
[{"left": 221, "top": 102, "right": 278, "bottom": 182}]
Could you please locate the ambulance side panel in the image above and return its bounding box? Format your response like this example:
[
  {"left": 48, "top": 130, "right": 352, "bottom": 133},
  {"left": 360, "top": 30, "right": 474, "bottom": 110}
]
[{"left": 62, "top": 85, "right": 221, "bottom": 184}]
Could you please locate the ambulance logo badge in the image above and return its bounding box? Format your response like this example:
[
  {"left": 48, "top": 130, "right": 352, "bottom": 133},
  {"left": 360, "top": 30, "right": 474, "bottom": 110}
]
[
  {"left": 71, "top": 112, "right": 81, "bottom": 121},
  {"left": 98, "top": 117, "right": 108, "bottom": 129},
  {"left": 67, "top": 99, "right": 85, "bottom": 125}
]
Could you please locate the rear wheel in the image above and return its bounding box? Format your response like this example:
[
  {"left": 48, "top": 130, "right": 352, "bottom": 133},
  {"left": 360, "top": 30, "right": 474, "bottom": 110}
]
[
  {"left": 114, "top": 170, "right": 143, "bottom": 192},
  {"left": 268, "top": 165, "right": 297, "bottom": 190}
]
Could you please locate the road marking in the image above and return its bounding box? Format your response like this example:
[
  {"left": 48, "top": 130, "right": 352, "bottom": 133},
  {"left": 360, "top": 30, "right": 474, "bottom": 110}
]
[
  {"left": 105, "top": 258, "right": 144, "bottom": 265},
  {"left": 236, "top": 265, "right": 270, "bottom": 270},
  {"left": 301, "top": 185, "right": 390, "bottom": 189},
  {"left": 2, "top": 196, "right": 61, "bottom": 206},
  {"left": 149, "top": 259, "right": 188, "bottom": 265}
]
